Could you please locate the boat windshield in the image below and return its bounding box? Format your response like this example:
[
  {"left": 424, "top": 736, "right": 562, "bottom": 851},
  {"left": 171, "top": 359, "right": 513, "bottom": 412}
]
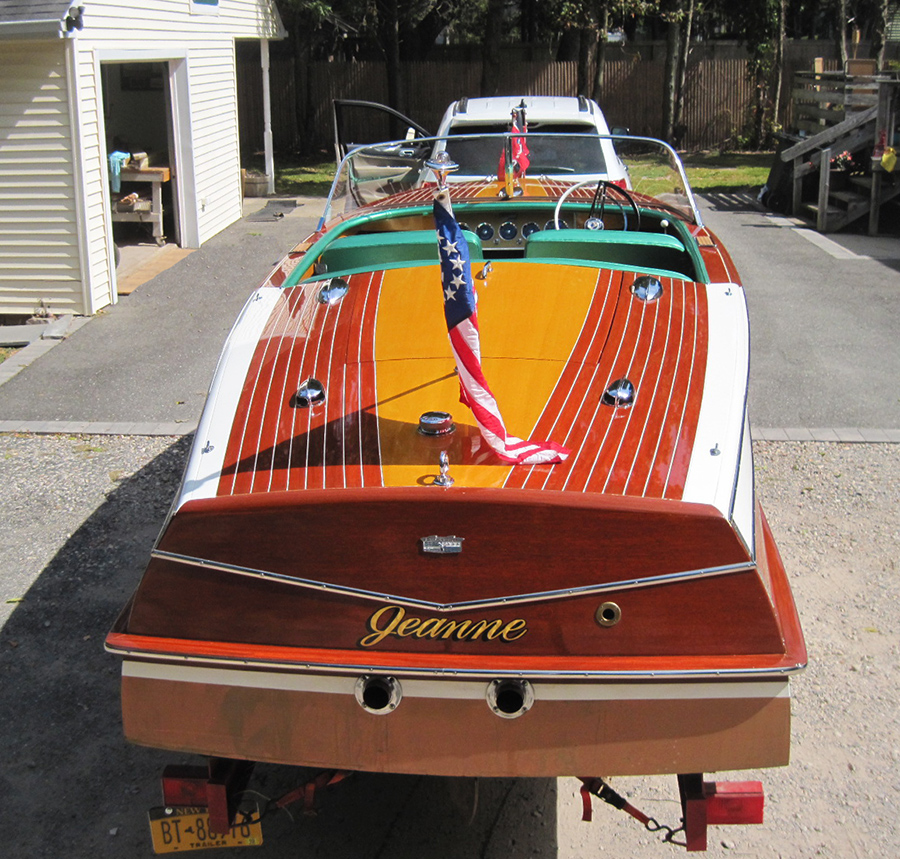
[{"left": 320, "top": 133, "right": 701, "bottom": 227}]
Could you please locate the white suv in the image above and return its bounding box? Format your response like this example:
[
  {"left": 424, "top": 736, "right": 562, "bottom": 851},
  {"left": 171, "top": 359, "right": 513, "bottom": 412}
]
[
  {"left": 332, "top": 96, "right": 631, "bottom": 187},
  {"left": 434, "top": 95, "right": 631, "bottom": 187}
]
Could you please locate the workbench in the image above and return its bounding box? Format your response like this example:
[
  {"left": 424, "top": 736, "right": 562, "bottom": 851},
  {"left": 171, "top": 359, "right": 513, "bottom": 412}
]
[{"left": 112, "top": 166, "right": 170, "bottom": 245}]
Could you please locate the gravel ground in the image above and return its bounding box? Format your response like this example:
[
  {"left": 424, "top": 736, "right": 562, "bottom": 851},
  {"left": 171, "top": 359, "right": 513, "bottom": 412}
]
[
  {"left": 559, "top": 440, "right": 900, "bottom": 857},
  {"left": 0, "top": 434, "right": 897, "bottom": 857}
]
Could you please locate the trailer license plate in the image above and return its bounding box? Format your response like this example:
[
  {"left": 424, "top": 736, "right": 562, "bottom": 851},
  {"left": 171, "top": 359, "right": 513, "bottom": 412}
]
[{"left": 148, "top": 807, "right": 263, "bottom": 853}]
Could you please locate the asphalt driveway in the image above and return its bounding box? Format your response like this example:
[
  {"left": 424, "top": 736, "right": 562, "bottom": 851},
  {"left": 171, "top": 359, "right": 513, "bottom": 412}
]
[
  {"left": 699, "top": 193, "right": 900, "bottom": 434},
  {"left": 0, "top": 193, "right": 897, "bottom": 437}
]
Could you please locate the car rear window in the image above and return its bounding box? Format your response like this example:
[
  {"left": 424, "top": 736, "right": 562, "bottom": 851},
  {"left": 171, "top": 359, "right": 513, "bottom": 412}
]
[{"left": 446, "top": 124, "right": 608, "bottom": 176}]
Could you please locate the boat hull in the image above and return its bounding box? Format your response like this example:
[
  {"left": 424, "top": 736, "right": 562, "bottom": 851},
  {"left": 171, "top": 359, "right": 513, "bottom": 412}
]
[
  {"left": 112, "top": 507, "right": 802, "bottom": 778},
  {"left": 121, "top": 664, "right": 790, "bottom": 778}
]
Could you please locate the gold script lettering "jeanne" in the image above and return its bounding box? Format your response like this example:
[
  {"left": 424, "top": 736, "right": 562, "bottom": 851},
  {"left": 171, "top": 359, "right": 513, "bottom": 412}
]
[{"left": 360, "top": 605, "right": 528, "bottom": 648}]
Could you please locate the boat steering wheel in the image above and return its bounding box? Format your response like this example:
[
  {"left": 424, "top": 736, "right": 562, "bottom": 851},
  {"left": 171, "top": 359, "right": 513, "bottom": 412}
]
[{"left": 553, "top": 179, "right": 641, "bottom": 232}]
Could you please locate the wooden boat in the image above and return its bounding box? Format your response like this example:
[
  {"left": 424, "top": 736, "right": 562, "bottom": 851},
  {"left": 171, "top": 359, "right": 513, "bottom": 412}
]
[{"left": 107, "top": 130, "right": 805, "bottom": 802}]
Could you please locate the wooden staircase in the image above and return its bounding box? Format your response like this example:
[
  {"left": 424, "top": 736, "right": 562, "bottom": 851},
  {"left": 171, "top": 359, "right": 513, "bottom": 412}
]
[{"left": 779, "top": 76, "right": 899, "bottom": 234}]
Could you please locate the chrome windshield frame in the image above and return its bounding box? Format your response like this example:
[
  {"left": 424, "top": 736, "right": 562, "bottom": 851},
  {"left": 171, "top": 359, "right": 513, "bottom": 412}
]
[{"left": 318, "top": 132, "right": 703, "bottom": 230}]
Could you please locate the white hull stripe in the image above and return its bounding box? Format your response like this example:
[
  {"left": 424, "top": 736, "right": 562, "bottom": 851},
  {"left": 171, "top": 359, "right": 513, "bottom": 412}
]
[
  {"left": 179, "top": 288, "right": 283, "bottom": 505},
  {"left": 124, "top": 660, "right": 789, "bottom": 701}
]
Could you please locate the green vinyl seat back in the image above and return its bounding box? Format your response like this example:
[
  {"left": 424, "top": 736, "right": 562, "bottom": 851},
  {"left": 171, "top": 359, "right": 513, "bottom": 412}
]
[
  {"left": 318, "top": 229, "right": 484, "bottom": 275},
  {"left": 524, "top": 229, "right": 693, "bottom": 278}
]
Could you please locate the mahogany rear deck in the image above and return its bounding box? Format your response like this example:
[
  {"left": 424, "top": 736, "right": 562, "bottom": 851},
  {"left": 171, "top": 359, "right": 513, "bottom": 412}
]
[{"left": 218, "top": 261, "right": 708, "bottom": 498}]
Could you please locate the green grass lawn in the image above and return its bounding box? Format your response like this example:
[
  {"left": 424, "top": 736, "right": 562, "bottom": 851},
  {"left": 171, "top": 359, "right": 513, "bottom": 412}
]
[
  {"left": 682, "top": 152, "right": 773, "bottom": 193},
  {"left": 266, "top": 150, "right": 774, "bottom": 198},
  {"left": 271, "top": 154, "right": 335, "bottom": 196},
  {"left": 613, "top": 150, "right": 774, "bottom": 200}
]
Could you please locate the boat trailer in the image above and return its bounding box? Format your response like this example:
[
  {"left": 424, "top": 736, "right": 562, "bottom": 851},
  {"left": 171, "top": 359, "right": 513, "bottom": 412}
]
[
  {"left": 159, "top": 758, "right": 350, "bottom": 824},
  {"left": 155, "top": 760, "right": 764, "bottom": 853},
  {"left": 578, "top": 775, "right": 765, "bottom": 852}
]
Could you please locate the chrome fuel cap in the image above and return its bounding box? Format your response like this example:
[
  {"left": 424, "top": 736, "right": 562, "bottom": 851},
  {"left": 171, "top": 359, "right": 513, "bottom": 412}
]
[{"left": 418, "top": 411, "right": 455, "bottom": 436}]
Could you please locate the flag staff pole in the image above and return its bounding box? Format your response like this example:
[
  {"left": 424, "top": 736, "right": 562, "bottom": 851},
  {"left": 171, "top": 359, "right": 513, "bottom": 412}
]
[
  {"left": 503, "top": 135, "right": 516, "bottom": 199},
  {"left": 428, "top": 145, "right": 569, "bottom": 467},
  {"left": 425, "top": 150, "right": 459, "bottom": 193}
]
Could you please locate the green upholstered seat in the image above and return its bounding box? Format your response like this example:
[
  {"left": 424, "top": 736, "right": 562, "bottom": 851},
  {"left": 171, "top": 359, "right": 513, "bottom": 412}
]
[
  {"left": 524, "top": 229, "right": 692, "bottom": 277},
  {"left": 319, "top": 229, "right": 484, "bottom": 275}
]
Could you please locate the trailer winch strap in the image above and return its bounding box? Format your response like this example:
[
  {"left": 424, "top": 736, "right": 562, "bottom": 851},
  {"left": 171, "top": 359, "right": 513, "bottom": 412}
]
[
  {"left": 275, "top": 770, "right": 351, "bottom": 816},
  {"left": 578, "top": 777, "right": 685, "bottom": 846},
  {"left": 578, "top": 777, "right": 652, "bottom": 825}
]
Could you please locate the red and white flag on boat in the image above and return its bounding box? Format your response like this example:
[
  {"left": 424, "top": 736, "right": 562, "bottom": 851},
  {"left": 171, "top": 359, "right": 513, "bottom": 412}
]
[
  {"left": 433, "top": 191, "right": 568, "bottom": 465},
  {"left": 497, "top": 112, "right": 530, "bottom": 180}
]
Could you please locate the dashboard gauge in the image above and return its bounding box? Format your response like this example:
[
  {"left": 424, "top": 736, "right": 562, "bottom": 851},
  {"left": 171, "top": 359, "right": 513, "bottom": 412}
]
[
  {"left": 521, "top": 222, "right": 540, "bottom": 238},
  {"left": 476, "top": 223, "right": 495, "bottom": 241},
  {"left": 544, "top": 219, "right": 568, "bottom": 231},
  {"left": 459, "top": 222, "right": 471, "bottom": 233},
  {"left": 499, "top": 221, "right": 518, "bottom": 241}
]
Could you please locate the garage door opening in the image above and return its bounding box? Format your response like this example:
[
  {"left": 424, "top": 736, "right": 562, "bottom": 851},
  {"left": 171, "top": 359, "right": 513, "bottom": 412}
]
[{"left": 101, "top": 61, "right": 182, "bottom": 259}]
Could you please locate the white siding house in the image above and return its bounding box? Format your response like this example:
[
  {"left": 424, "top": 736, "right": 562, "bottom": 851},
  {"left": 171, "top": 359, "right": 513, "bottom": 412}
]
[{"left": 0, "top": 0, "right": 284, "bottom": 316}]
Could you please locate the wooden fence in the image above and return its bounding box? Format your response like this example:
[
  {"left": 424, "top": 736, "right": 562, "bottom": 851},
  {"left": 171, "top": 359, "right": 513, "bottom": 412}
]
[{"left": 234, "top": 52, "right": 834, "bottom": 156}]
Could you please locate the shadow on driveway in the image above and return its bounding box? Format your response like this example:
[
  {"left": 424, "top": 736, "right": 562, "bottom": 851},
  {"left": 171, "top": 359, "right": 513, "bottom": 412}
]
[{"left": 0, "top": 436, "right": 557, "bottom": 858}]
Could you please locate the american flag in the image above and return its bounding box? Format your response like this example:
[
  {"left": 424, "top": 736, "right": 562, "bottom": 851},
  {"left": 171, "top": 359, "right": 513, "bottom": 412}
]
[{"left": 433, "top": 191, "right": 568, "bottom": 465}]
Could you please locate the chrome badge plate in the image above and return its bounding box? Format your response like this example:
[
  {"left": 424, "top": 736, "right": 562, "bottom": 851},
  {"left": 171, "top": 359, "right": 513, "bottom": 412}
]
[{"left": 421, "top": 535, "right": 464, "bottom": 554}]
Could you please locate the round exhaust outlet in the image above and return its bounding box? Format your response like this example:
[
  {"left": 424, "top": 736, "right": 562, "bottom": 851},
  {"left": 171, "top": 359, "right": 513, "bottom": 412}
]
[
  {"left": 355, "top": 675, "right": 402, "bottom": 715},
  {"left": 486, "top": 678, "right": 534, "bottom": 719}
]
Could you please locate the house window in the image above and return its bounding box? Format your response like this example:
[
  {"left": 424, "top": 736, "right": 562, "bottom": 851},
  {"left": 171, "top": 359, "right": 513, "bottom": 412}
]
[{"left": 191, "top": 0, "right": 219, "bottom": 14}]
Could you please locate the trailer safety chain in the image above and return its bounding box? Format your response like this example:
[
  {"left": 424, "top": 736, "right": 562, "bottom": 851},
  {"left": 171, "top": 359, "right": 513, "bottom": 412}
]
[{"left": 578, "top": 777, "right": 686, "bottom": 847}]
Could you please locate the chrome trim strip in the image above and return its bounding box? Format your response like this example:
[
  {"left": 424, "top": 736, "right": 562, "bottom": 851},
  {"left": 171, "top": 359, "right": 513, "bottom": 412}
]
[
  {"left": 122, "top": 661, "right": 792, "bottom": 701},
  {"left": 152, "top": 548, "right": 755, "bottom": 611},
  {"left": 110, "top": 645, "right": 806, "bottom": 682}
]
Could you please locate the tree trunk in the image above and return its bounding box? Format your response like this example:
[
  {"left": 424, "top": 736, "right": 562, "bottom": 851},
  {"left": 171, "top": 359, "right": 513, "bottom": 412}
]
[
  {"left": 753, "top": 65, "right": 767, "bottom": 148},
  {"left": 838, "top": 0, "right": 849, "bottom": 70},
  {"left": 377, "top": 0, "right": 403, "bottom": 129},
  {"left": 481, "top": 0, "right": 504, "bottom": 96},
  {"left": 873, "top": 0, "right": 890, "bottom": 71},
  {"left": 578, "top": 27, "right": 596, "bottom": 97},
  {"left": 673, "top": 0, "right": 694, "bottom": 144},
  {"left": 592, "top": 4, "right": 609, "bottom": 103},
  {"left": 400, "top": 7, "right": 446, "bottom": 61},
  {"left": 556, "top": 28, "right": 581, "bottom": 62},
  {"left": 520, "top": 0, "right": 539, "bottom": 44},
  {"left": 662, "top": 2, "right": 681, "bottom": 142},
  {"left": 772, "top": 0, "right": 786, "bottom": 133},
  {"left": 293, "top": 27, "right": 312, "bottom": 154}
]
